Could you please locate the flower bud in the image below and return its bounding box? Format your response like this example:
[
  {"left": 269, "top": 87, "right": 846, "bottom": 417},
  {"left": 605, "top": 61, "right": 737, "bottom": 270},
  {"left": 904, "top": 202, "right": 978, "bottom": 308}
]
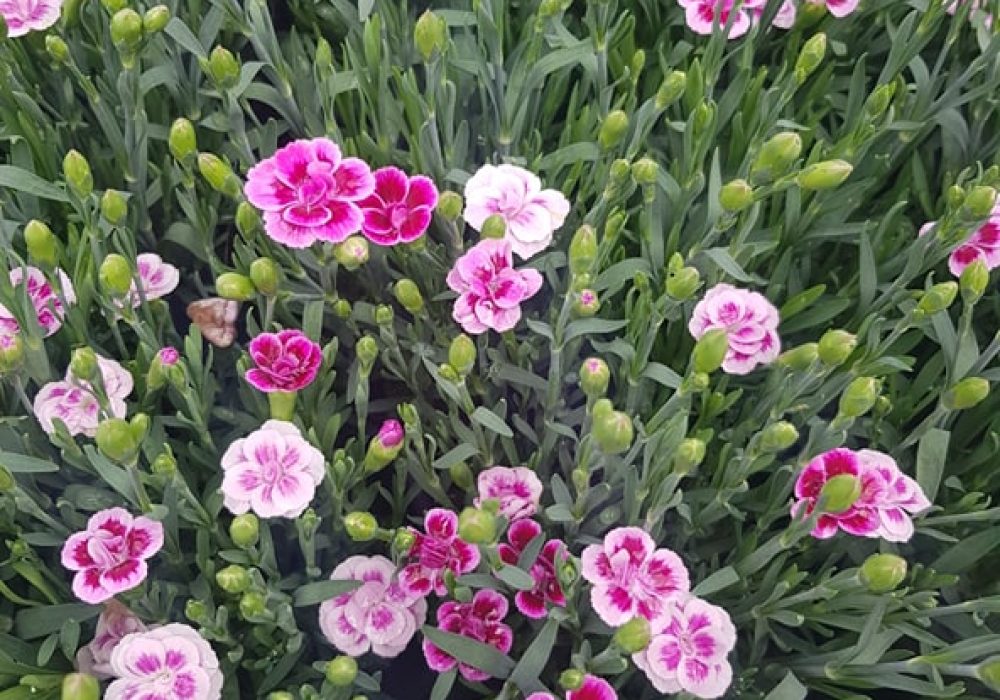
[
  {"left": 859, "top": 553, "right": 907, "bottom": 593},
  {"left": 70, "top": 347, "right": 99, "bottom": 382},
  {"left": 151, "top": 450, "right": 176, "bottom": 476},
  {"left": 943, "top": 377, "right": 989, "bottom": 410},
  {"left": 838, "top": 376, "right": 881, "bottom": 419},
  {"left": 334, "top": 236, "right": 369, "bottom": 270},
  {"left": 374, "top": 304, "right": 394, "bottom": 326},
  {"left": 916, "top": 282, "right": 958, "bottom": 316},
  {"left": 632, "top": 158, "right": 658, "bottom": 187},
  {"left": 215, "top": 272, "right": 255, "bottom": 301},
  {"left": 333, "top": 299, "right": 351, "bottom": 319},
  {"left": 95, "top": 417, "right": 144, "bottom": 465},
  {"left": 96, "top": 191, "right": 128, "bottom": 228},
  {"left": 101, "top": 0, "right": 127, "bottom": 13},
  {"left": 946, "top": 185, "right": 965, "bottom": 212},
  {"left": 599, "top": 110, "right": 629, "bottom": 150},
  {"left": 604, "top": 211, "right": 626, "bottom": 241},
  {"left": 796, "top": 160, "right": 853, "bottom": 191},
  {"left": 794, "top": 32, "right": 826, "bottom": 85},
  {"left": 110, "top": 9, "right": 143, "bottom": 52},
  {"left": 448, "top": 334, "right": 476, "bottom": 376},
  {"left": 673, "top": 437, "right": 706, "bottom": 474},
  {"left": 750, "top": 132, "right": 802, "bottom": 183},
  {"left": 580, "top": 357, "right": 610, "bottom": 398},
  {"left": 46, "top": 35, "right": 70, "bottom": 63},
  {"left": 363, "top": 419, "right": 405, "bottom": 473},
  {"left": 236, "top": 201, "right": 261, "bottom": 237},
  {"left": 230, "top": 513, "right": 260, "bottom": 547},
  {"left": 719, "top": 179, "right": 754, "bottom": 212},
  {"left": 268, "top": 694, "right": 295, "bottom": 700},
  {"left": 568, "top": 225, "right": 598, "bottom": 275},
  {"left": 864, "top": 82, "right": 896, "bottom": 120},
  {"left": 614, "top": 617, "right": 651, "bottom": 654},
  {"left": 393, "top": 529, "right": 417, "bottom": 555},
  {"left": 777, "top": 342, "right": 818, "bottom": 371},
  {"left": 345, "top": 512, "right": 378, "bottom": 542},
  {"left": 481, "top": 214, "right": 507, "bottom": 240},
  {"left": 693, "top": 329, "right": 729, "bottom": 374},
  {"left": 962, "top": 185, "right": 997, "bottom": 220},
  {"left": 666, "top": 266, "right": 700, "bottom": 300},
  {"left": 960, "top": 259, "right": 989, "bottom": 304},
  {"left": 248, "top": 257, "right": 279, "bottom": 296},
  {"left": 207, "top": 45, "right": 240, "bottom": 90},
  {"left": 820, "top": 473, "right": 861, "bottom": 513},
  {"left": 559, "top": 669, "right": 585, "bottom": 691},
  {"left": 977, "top": 657, "right": 1000, "bottom": 693},
  {"left": 817, "top": 329, "right": 857, "bottom": 366},
  {"left": 759, "top": 421, "right": 799, "bottom": 453},
  {"left": 62, "top": 673, "right": 100, "bottom": 700},
  {"left": 142, "top": 5, "right": 170, "bottom": 33},
  {"left": 184, "top": 599, "right": 207, "bottom": 622},
  {"left": 315, "top": 37, "right": 333, "bottom": 73},
  {"left": 356, "top": 336, "right": 378, "bottom": 367},
  {"left": 216, "top": 564, "right": 251, "bottom": 594},
  {"left": 394, "top": 279, "right": 424, "bottom": 314},
  {"left": 656, "top": 70, "right": 686, "bottom": 109},
  {"left": 99, "top": 254, "right": 132, "bottom": 296},
  {"left": 24, "top": 220, "right": 58, "bottom": 267},
  {"left": 0, "top": 335, "right": 24, "bottom": 374},
  {"left": 414, "top": 10, "right": 447, "bottom": 62},
  {"left": 437, "top": 191, "right": 463, "bottom": 221},
  {"left": 239, "top": 591, "right": 267, "bottom": 619},
  {"left": 692, "top": 101, "right": 714, "bottom": 137},
  {"left": 169, "top": 118, "right": 197, "bottom": 163},
  {"left": 326, "top": 656, "right": 358, "bottom": 687},
  {"left": 63, "top": 150, "right": 93, "bottom": 199},
  {"left": 573, "top": 289, "right": 601, "bottom": 318},
  {"left": 592, "top": 397, "right": 614, "bottom": 420},
  {"left": 449, "top": 462, "right": 473, "bottom": 490},
  {"left": 457, "top": 507, "right": 496, "bottom": 544},
  {"left": 147, "top": 347, "right": 179, "bottom": 391},
  {"left": 197, "top": 154, "right": 241, "bottom": 197},
  {"left": 593, "top": 408, "right": 634, "bottom": 455}
]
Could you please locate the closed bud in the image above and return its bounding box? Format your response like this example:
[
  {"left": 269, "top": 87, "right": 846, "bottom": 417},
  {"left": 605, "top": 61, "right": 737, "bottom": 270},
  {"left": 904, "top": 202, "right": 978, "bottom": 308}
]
[
  {"left": 142, "top": 5, "right": 169, "bottom": 33},
  {"left": 946, "top": 185, "right": 965, "bottom": 212},
  {"left": 70, "top": 347, "right": 99, "bottom": 382},
  {"left": 573, "top": 289, "right": 601, "bottom": 318},
  {"left": 569, "top": 225, "right": 598, "bottom": 275},
  {"left": 99, "top": 254, "right": 132, "bottom": 296},
  {"left": 605, "top": 211, "right": 626, "bottom": 240},
  {"left": 580, "top": 357, "right": 610, "bottom": 397},
  {"left": 374, "top": 304, "right": 394, "bottom": 326},
  {"left": 963, "top": 186, "right": 998, "bottom": 222},
  {"left": 46, "top": 35, "right": 70, "bottom": 63},
  {"left": 592, "top": 397, "right": 614, "bottom": 420},
  {"left": 481, "top": 213, "right": 507, "bottom": 239},
  {"left": 62, "top": 673, "right": 100, "bottom": 700},
  {"left": 197, "top": 154, "right": 241, "bottom": 197},
  {"left": 215, "top": 272, "right": 255, "bottom": 301},
  {"left": 24, "top": 220, "right": 58, "bottom": 267},
  {"left": 216, "top": 564, "right": 250, "bottom": 594},
  {"left": 100, "top": 0, "right": 126, "bottom": 12},
  {"left": 838, "top": 376, "right": 881, "bottom": 419},
  {"left": 315, "top": 37, "right": 332, "bottom": 73},
  {"left": 236, "top": 202, "right": 261, "bottom": 237},
  {"left": 393, "top": 529, "right": 416, "bottom": 555},
  {"left": 0, "top": 335, "right": 24, "bottom": 374},
  {"left": 63, "top": 150, "right": 93, "bottom": 199},
  {"left": 632, "top": 158, "right": 658, "bottom": 187},
  {"left": 666, "top": 266, "right": 700, "bottom": 300},
  {"left": 599, "top": 110, "right": 629, "bottom": 150},
  {"left": 656, "top": 70, "right": 687, "bottom": 110},
  {"left": 363, "top": 419, "right": 405, "bottom": 473},
  {"left": 333, "top": 299, "right": 351, "bottom": 319},
  {"left": 448, "top": 334, "right": 476, "bottom": 376},
  {"left": 864, "top": 82, "right": 896, "bottom": 120},
  {"left": 777, "top": 342, "right": 818, "bottom": 371},
  {"left": 797, "top": 160, "right": 853, "bottom": 191},
  {"left": 249, "top": 258, "right": 279, "bottom": 296},
  {"left": 559, "top": 669, "right": 585, "bottom": 691},
  {"left": 916, "top": 282, "right": 958, "bottom": 316},
  {"left": 609, "top": 159, "right": 631, "bottom": 185},
  {"left": 184, "top": 599, "right": 207, "bottom": 622},
  {"left": 457, "top": 507, "right": 496, "bottom": 544},
  {"left": 943, "top": 377, "right": 989, "bottom": 410},
  {"left": 692, "top": 101, "right": 714, "bottom": 136},
  {"left": 438, "top": 363, "right": 460, "bottom": 382},
  {"left": 819, "top": 473, "right": 861, "bottom": 513},
  {"left": 110, "top": 9, "right": 143, "bottom": 52},
  {"left": 151, "top": 451, "right": 176, "bottom": 476},
  {"left": 859, "top": 553, "right": 907, "bottom": 593},
  {"left": 693, "top": 329, "right": 729, "bottom": 374},
  {"left": 168, "top": 118, "right": 197, "bottom": 163},
  {"left": 394, "top": 279, "right": 424, "bottom": 314},
  {"left": 449, "top": 462, "right": 473, "bottom": 490},
  {"left": 268, "top": 694, "right": 295, "bottom": 700},
  {"left": 817, "top": 329, "right": 857, "bottom": 366},
  {"left": 344, "top": 512, "right": 378, "bottom": 542},
  {"left": 437, "top": 191, "right": 463, "bottom": 220},
  {"left": 673, "top": 437, "right": 706, "bottom": 474},
  {"left": 356, "top": 336, "right": 378, "bottom": 366},
  {"left": 794, "top": 32, "right": 826, "bottom": 84},
  {"left": 750, "top": 132, "right": 802, "bottom": 183},
  {"left": 593, "top": 409, "right": 634, "bottom": 455},
  {"left": 630, "top": 50, "right": 645, "bottom": 83},
  {"left": 960, "top": 259, "right": 989, "bottom": 304},
  {"left": 614, "top": 617, "right": 651, "bottom": 653},
  {"left": 230, "top": 513, "right": 259, "bottom": 547},
  {"left": 719, "top": 179, "right": 754, "bottom": 212},
  {"left": 100, "top": 190, "right": 128, "bottom": 224},
  {"left": 207, "top": 46, "right": 240, "bottom": 89},
  {"left": 977, "top": 656, "right": 1000, "bottom": 693},
  {"left": 0, "top": 465, "right": 13, "bottom": 492},
  {"left": 334, "top": 236, "right": 369, "bottom": 270},
  {"left": 759, "top": 421, "right": 799, "bottom": 452},
  {"left": 95, "top": 418, "right": 143, "bottom": 464},
  {"left": 326, "top": 656, "right": 358, "bottom": 687},
  {"left": 239, "top": 591, "right": 267, "bottom": 619},
  {"left": 414, "top": 10, "right": 447, "bottom": 62}
]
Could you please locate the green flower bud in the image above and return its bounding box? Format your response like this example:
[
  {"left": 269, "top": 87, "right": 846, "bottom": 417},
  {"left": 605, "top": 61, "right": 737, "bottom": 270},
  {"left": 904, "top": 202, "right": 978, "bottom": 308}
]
[
  {"left": 62, "top": 673, "right": 100, "bottom": 700},
  {"left": 599, "top": 110, "right": 629, "bottom": 150},
  {"left": 151, "top": 451, "right": 176, "bottom": 476},
  {"left": 960, "top": 259, "right": 989, "bottom": 304},
  {"left": 673, "top": 437, "right": 706, "bottom": 474},
  {"left": 946, "top": 185, "right": 965, "bottom": 212},
  {"left": 0, "top": 335, "right": 25, "bottom": 374},
  {"left": 142, "top": 5, "right": 170, "bottom": 33},
  {"left": 356, "top": 336, "right": 378, "bottom": 367},
  {"left": 605, "top": 211, "right": 626, "bottom": 240},
  {"left": 110, "top": 9, "right": 143, "bottom": 52},
  {"left": 820, "top": 473, "right": 862, "bottom": 513},
  {"left": 580, "top": 357, "right": 610, "bottom": 398},
  {"left": 859, "top": 553, "right": 907, "bottom": 593},
  {"left": 962, "top": 185, "right": 997, "bottom": 220},
  {"left": 838, "top": 376, "right": 881, "bottom": 419},
  {"left": 448, "top": 334, "right": 476, "bottom": 376},
  {"left": 393, "top": 529, "right": 417, "bottom": 555},
  {"left": 184, "top": 599, "right": 207, "bottom": 622},
  {"left": 569, "top": 225, "right": 598, "bottom": 275},
  {"left": 864, "top": 82, "right": 896, "bottom": 120},
  {"left": 481, "top": 214, "right": 507, "bottom": 239},
  {"left": 693, "top": 329, "right": 729, "bottom": 374},
  {"left": 100, "top": 190, "right": 128, "bottom": 224},
  {"left": 333, "top": 299, "right": 352, "bottom": 319},
  {"left": 207, "top": 45, "right": 240, "bottom": 90},
  {"left": 315, "top": 37, "right": 333, "bottom": 73},
  {"left": 414, "top": 10, "right": 447, "bottom": 62},
  {"left": 794, "top": 32, "right": 826, "bottom": 85},
  {"left": 719, "top": 179, "right": 754, "bottom": 212},
  {"left": 437, "top": 191, "right": 463, "bottom": 221},
  {"left": 394, "top": 279, "right": 425, "bottom": 314},
  {"left": 796, "top": 160, "right": 853, "bottom": 191},
  {"left": 943, "top": 377, "right": 989, "bottom": 410},
  {"left": 230, "top": 514, "right": 259, "bottom": 547},
  {"left": 666, "top": 266, "right": 700, "bottom": 300},
  {"left": 239, "top": 591, "right": 267, "bottom": 619},
  {"left": 656, "top": 70, "right": 686, "bottom": 110},
  {"left": 572, "top": 289, "right": 601, "bottom": 318},
  {"left": 559, "top": 669, "right": 585, "bottom": 691},
  {"left": 344, "top": 512, "right": 378, "bottom": 542},
  {"left": 916, "top": 282, "right": 958, "bottom": 316},
  {"left": 168, "top": 118, "right": 197, "bottom": 163},
  {"left": 457, "top": 507, "right": 496, "bottom": 544},
  {"left": 692, "top": 101, "right": 714, "bottom": 137},
  {"left": 593, "top": 408, "right": 634, "bottom": 455},
  {"left": 750, "top": 132, "right": 802, "bottom": 183},
  {"left": 592, "top": 397, "right": 614, "bottom": 420},
  {"left": 70, "top": 347, "right": 99, "bottom": 382},
  {"left": 268, "top": 693, "right": 295, "bottom": 700},
  {"left": 0, "top": 464, "right": 14, "bottom": 492},
  {"left": 95, "top": 417, "right": 144, "bottom": 465},
  {"left": 817, "top": 329, "right": 857, "bottom": 366},
  {"left": 438, "top": 363, "right": 460, "bottom": 383},
  {"left": 632, "top": 158, "right": 658, "bottom": 187},
  {"left": 609, "top": 158, "right": 631, "bottom": 185},
  {"left": 363, "top": 419, "right": 404, "bottom": 473},
  {"left": 326, "top": 656, "right": 358, "bottom": 687},
  {"left": 215, "top": 272, "right": 255, "bottom": 301},
  {"left": 46, "top": 35, "right": 70, "bottom": 63},
  {"left": 977, "top": 656, "right": 1000, "bottom": 693},
  {"left": 334, "top": 236, "right": 370, "bottom": 270},
  {"left": 216, "top": 564, "right": 251, "bottom": 594},
  {"left": 99, "top": 254, "right": 132, "bottom": 296},
  {"left": 236, "top": 202, "right": 261, "bottom": 237},
  {"left": 449, "top": 462, "right": 473, "bottom": 490},
  {"left": 249, "top": 258, "right": 279, "bottom": 296},
  {"left": 374, "top": 304, "right": 394, "bottom": 326},
  {"left": 197, "top": 154, "right": 241, "bottom": 198},
  {"left": 63, "top": 150, "right": 93, "bottom": 199},
  {"left": 759, "top": 421, "right": 799, "bottom": 453},
  {"left": 777, "top": 342, "right": 819, "bottom": 371},
  {"left": 614, "top": 617, "right": 652, "bottom": 653},
  {"left": 24, "top": 220, "right": 58, "bottom": 267},
  {"left": 101, "top": 0, "right": 127, "bottom": 12}
]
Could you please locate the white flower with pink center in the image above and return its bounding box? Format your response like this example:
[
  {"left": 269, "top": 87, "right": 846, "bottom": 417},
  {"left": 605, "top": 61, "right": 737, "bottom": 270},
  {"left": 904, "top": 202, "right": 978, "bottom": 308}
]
[
  {"left": 220, "top": 420, "right": 326, "bottom": 519},
  {"left": 33, "top": 354, "right": 134, "bottom": 437},
  {"left": 580, "top": 527, "right": 690, "bottom": 626},
  {"left": 0, "top": 266, "right": 75, "bottom": 340},
  {"left": 60, "top": 508, "right": 164, "bottom": 604},
  {"left": 319, "top": 555, "right": 427, "bottom": 658},
  {"left": 77, "top": 600, "right": 148, "bottom": 679},
  {"left": 633, "top": 595, "right": 737, "bottom": 699},
  {"left": 105, "top": 623, "right": 223, "bottom": 700},
  {"left": 474, "top": 466, "right": 544, "bottom": 522},
  {"left": 127, "top": 253, "right": 180, "bottom": 307},
  {"left": 688, "top": 283, "right": 781, "bottom": 375},
  {"left": 0, "top": 0, "right": 63, "bottom": 38},
  {"left": 919, "top": 214, "right": 1000, "bottom": 277}
]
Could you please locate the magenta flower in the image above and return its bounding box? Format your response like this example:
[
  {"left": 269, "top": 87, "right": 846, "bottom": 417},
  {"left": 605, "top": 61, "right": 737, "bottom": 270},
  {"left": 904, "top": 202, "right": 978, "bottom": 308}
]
[
  {"left": 688, "top": 283, "right": 781, "bottom": 375},
  {"left": 319, "top": 555, "right": 427, "bottom": 659},
  {"left": 580, "top": 527, "right": 690, "bottom": 626},
  {"left": 806, "top": 0, "right": 860, "bottom": 17},
  {"left": 446, "top": 239, "right": 544, "bottom": 334},
  {"left": 158, "top": 347, "right": 180, "bottom": 366},
  {"left": 463, "top": 164, "right": 570, "bottom": 259},
  {"left": 422, "top": 589, "right": 513, "bottom": 682},
  {"left": 60, "top": 508, "right": 164, "bottom": 605},
  {"left": 33, "top": 355, "right": 133, "bottom": 437},
  {"left": 244, "top": 138, "right": 375, "bottom": 248},
  {"left": 0, "top": 0, "right": 63, "bottom": 38},
  {"left": 497, "top": 519, "right": 567, "bottom": 619},
  {"left": 127, "top": 253, "right": 179, "bottom": 307},
  {"left": 105, "top": 624, "right": 223, "bottom": 700},
  {"left": 920, "top": 217, "right": 1000, "bottom": 277},
  {"left": 378, "top": 419, "right": 404, "bottom": 448},
  {"left": 0, "top": 266, "right": 75, "bottom": 341},
  {"left": 633, "top": 595, "right": 737, "bottom": 699},
  {"left": 244, "top": 329, "right": 323, "bottom": 393},
  {"left": 678, "top": 0, "right": 764, "bottom": 38},
  {"left": 526, "top": 676, "right": 618, "bottom": 700},
  {"left": 358, "top": 166, "right": 438, "bottom": 245},
  {"left": 399, "top": 508, "right": 481, "bottom": 597},
  {"left": 77, "top": 600, "right": 148, "bottom": 679},
  {"left": 475, "top": 466, "right": 544, "bottom": 522}
]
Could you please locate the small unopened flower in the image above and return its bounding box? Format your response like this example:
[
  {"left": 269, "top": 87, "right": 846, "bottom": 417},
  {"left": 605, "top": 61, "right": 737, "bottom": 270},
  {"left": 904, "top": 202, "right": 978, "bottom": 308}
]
[
  {"left": 105, "top": 624, "right": 223, "bottom": 700},
  {"left": 61, "top": 673, "right": 100, "bottom": 700},
  {"left": 423, "top": 589, "right": 513, "bottom": 681},
  {"left": 399, "top": 508, "right": 480, "bottom": 596},
  {"left": 358, "top": 166, "right": 438, "bottom": 245},
  {"left": 688, "top": 284, "right": 780, "bottom": 375},
  {"left": 76, "top": 600, "right": 148, "bottom": 679},
  {"left": 363, "top": 419, "right": 405, "bottom": 473},
  {"left": 245, "top": 329, "right": 322, "bottom": 393},
  {"left": 859, "top": 553, "right": 908, "bottom": 593},
  {"left": 475, "top": 466, "right": 543, "bottom": 521},
  {"left": 0, "top": 0, "right": 63, "bottom": 37}
]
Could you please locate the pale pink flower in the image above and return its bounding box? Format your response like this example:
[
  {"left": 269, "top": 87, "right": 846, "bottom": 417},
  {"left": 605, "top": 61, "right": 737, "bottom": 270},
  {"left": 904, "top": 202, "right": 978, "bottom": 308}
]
[
  {"left": 753, "top": 0, "right": 796, "bottom": 28},
  {"left": 806, "top": 0, "right": 859, "bottom": 17},
  {"left": 446, "top": 239, "right": 544, "bottom": 334},
  {"left": 463, "top": 164, "right": 570, "bottom": 259},
  {"left": 0, "top": 0, "right": 63, "bottom": 38},
  {"left": 919, "top": 217, "right": 1000, "bottom": 277},
  {"left": 127, "top": 253, "right": 179, "bottom": 307},
  {"left": 678, "top": 0, "right": 764, "bottom": 38},
  {"left": 422, "top": 589, "right": 513, "bottom": 681},
  {"left": 633, "top": 595, "right": 737, "bottom": 699},
  {"left": 580, "top": 527, "right": 690, "bottom": 626},
  {"left": 244, "top": 138, "right": 375, "bottom": 248},
  {"left": 688, "top": 283, "right": 781, "bottom": 375},
  {"left": 475, "top": 466, "right": 544, "bottom": 522},
  {"left": 0, "top": 266, "right": 75, "bottom": 340},
  {"left": 497, "top": 519, "right": 567, "bottom": 619},
  {"left": 318, "top": 555, "right": 427, "bottom": 658},
  {"left": 526, "top": 675, "right": 618, "bottom": 700},
  {"left": 244, "top": 329, "right": 323, "bottom": 393},
  {"left": 60, "top": 507, "right": 164, "bottom": 604},
  {"left": 399, "top": 508, "right": 481, "bottom": 597},
  {"left": 106, "top": 624, "right": 223, "bottom": 700},
  {"left": 77, "top": 600, "right": 148, "bottom": 679},
  {"left": 220, "top": 420, "right": 325, "bottom": 518},
  {"left": 854, "top": 449, "right": 932, "bottom": 542},
  {"left": 358, "top": 166, "right": 438, "bottom": 245},
  {"left": 33, "top": 354, "right": 133, "bottom": 437}
]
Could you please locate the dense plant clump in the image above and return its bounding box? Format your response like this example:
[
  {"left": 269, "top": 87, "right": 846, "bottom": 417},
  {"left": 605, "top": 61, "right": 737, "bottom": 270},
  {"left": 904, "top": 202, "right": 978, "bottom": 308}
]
[{"left": 1, "top": 0, "right": 1000, "bottom": 699}]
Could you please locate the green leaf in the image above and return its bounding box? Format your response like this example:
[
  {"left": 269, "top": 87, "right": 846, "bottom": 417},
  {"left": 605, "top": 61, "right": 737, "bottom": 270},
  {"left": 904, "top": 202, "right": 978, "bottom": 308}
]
[
  {"left": 15, "top": 604, "right": 97, "bottom": 640},
  {"left": 916, "top": 428, "right": 949, "bottom": 503},
  {"left": 165, "top": 18, "right": 207, "bottom": 58},
  {"left": 700, "top": 248, "right": 764, "bottom": 284},
  {"left": 292, "top": 579, "right": 362, "bottom": 607},
  {"left": 509, "top": 618, "right": 559, "bottom": 692},
  {"left": 931, "top": 526, "right": 1000, "bottom": 573},
  {"left": 692, "top": 566, "right": 740, "bottom": 596},
  {"left": 642, "top": 362, "right": 682, "bottom": 389},
  {"left": 421, "top": 626, "right": 516, "bottom": 679},
  {"left": 563, "top": 319, "right": 628, "bottom": 343},
  {"left": 495, "top": 565, "right": 534, "bottom": 591},
  {"left": 432, "top": 443, "right": 480, "bottom": 470},
  {"left": 0, "top": 452, "right": 58, "bottom": 473},
  {"left": 779, "top": 284, "right": 826, "bottom": 320},
  {"left": 358, "top": 0, "right": 375, "bottom": 21},
  {"left": 0, "top": 166, "right": 68, "bottom": 202},
  {"left": 472, "top": 407, "right": 514, "bottom": 438},
  {"left": 430, "top": 669, "right": 457, "bottom": 700},
  {"left": 763, "top": 672, "right": 808, "bottom": 700},
  {"left": 84, "top": 447, "right": 138, "bottom": 506}
]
